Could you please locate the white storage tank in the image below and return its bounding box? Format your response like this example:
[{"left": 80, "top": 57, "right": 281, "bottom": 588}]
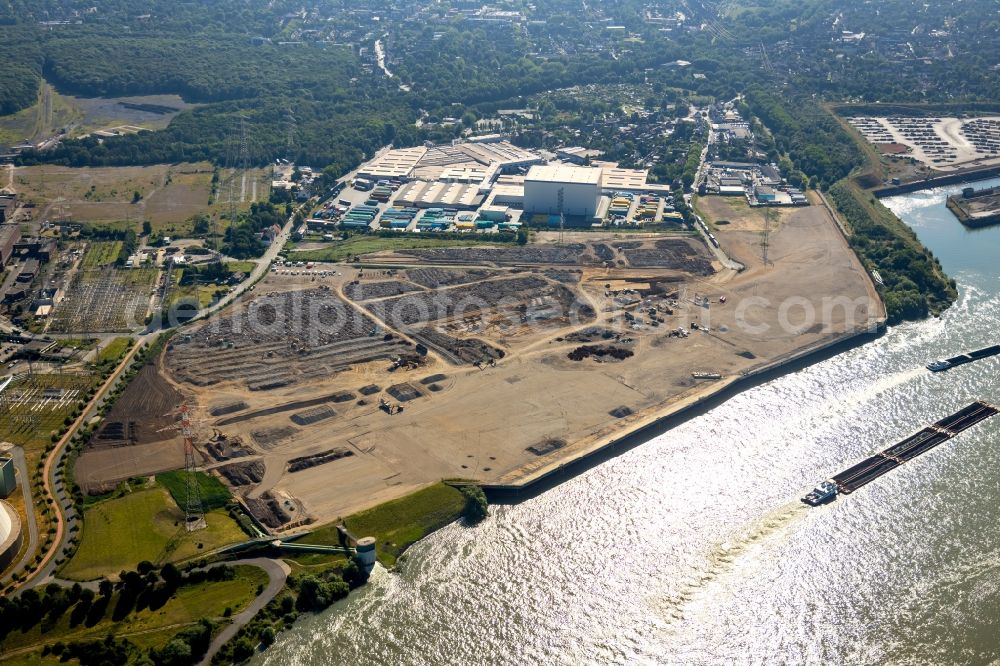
[
  {"left": 0, "top": 499, "right": 23, "bottom": 572},
  {"left": 356, "top": 536, "right": 377, "bottom": 571},
  {"left": 0, "top": 457, "right": 15, "bottom": 499}
]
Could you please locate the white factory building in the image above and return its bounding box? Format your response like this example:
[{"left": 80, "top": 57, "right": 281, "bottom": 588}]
[
  {"left": 523, "top": 164, "right": 603, "bottom": 218},
  {"left": 345, "top": 138, "right": 677, "bottom": 225}
]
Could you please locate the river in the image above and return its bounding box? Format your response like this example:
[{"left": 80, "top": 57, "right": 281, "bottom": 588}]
[{"left": 257, "top": 179, "right": 1000, "bottom": 666}]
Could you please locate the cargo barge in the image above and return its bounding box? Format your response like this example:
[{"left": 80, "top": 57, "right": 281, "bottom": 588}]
[
  {"left": 802, "top": 401, "right": 999, "bottom": 505},
  {"left": 927, "top": 344, "right": 1000, "bottom": 372}
]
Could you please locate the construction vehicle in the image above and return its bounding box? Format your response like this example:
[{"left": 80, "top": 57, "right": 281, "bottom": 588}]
[{"left": 379, "top": 398, "right": 402, "bottom": 415}]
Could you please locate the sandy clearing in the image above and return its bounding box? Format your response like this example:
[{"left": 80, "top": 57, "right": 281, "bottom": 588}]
[{"left": 154, "top": 201, "right": 881, "bottom": 531}]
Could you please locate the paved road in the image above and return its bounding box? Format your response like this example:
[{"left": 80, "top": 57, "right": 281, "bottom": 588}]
[
  {"left": 23, "top": 338, "right": 147, "bottom": 590},
  {"left": 0, "top": 445, "right": 39, "bottom": 587},
  {"left": 15, "top": 190, "right": 324, "bottom": 596},
  {"left": 18, "top": 200, "right": 310, "bottom": 591},
  {"left": 198, "top": 557, "right": 290, "bottom": 666},
  {"left": 2, "top": 557, "right": 288, "bottom": 659},
  {"left": 688, "top": 113, "right": 746, "bottom": 273}
]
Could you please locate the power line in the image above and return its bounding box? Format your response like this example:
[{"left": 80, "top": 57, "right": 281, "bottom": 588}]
[
  {"left": 285, "top": 107, "right": 297, "bottom": 162},
  {"left": 177, "top": 404, "right": 206, "bottom": 532},
  {"left": 761, "top": 205, "right": 772, "bottom": 266},
  {"left": 224, "top": 117, "right": 252, "bottom": 243}
]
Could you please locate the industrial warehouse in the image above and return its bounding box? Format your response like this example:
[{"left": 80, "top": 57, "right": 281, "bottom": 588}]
[{"left": 308, "top": 138, "right": 683, "bottom": 233}]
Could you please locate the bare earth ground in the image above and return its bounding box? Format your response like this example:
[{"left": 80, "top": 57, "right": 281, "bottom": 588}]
[
  {"left": 74, "top": 363, "right": 187, "bottom": 493},
  {"left": 0, "top": 87, "right": 195, "bottom": 149},
  {"left": 695, "top": 195, "right": 798, "bottom": 232},
  {"left": 74, "top": 440, "right": 186, "bottom": 494},
  {"left": 69, "top": 94, "right": 196, "bottom": 136},
  {"left": 99, "top": 199, "right": 879, "bottom": 532}
]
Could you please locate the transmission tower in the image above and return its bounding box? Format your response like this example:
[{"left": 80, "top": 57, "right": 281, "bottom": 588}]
[
  {"left": 751, "top": 129, "right": 771, "bottom": 266},
  {"left": 177, "top": 404, "right": 206, "bottom": 532},
  {"left": 284, "top": 108, "right": 298, "bottom": 162},
  {"left": 224, "top": 117, "right": 252, "bottom": 242}
]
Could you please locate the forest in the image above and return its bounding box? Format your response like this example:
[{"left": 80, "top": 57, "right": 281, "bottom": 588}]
[
  {"left": 3, "top": 0, "right": 998, "bottom": 180},
  {"left": 0, "top": 0, "right": 992, "bottom": 324},
  {"left": 744, "top": 89, "right": 863, "bottom": 191},
  {"left": 829, "top": 182, "right": 957, "bottom": 323}
]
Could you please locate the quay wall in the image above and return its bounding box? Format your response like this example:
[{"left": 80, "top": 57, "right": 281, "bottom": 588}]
[
  {"left": 479, "top": 320, "right": 887, "bottom": 501},
  {"left": 873, "top": 164, "right": 1000, "bottom": 198}
]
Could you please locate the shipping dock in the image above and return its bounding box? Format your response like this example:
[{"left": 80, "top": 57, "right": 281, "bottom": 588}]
[
  {"left": 927, "top": 344, "right": 1000, "bottom": 372},
  {"left": 802, "top": 401, "right": 999, "bottom": 505}
]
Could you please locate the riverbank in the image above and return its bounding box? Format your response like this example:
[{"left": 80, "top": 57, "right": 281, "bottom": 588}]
[
  {"left": 251, "top": 182, "right": 1000, "bottom": 666},
  {"left": 481, "top": 321, "right": 885, "bottom": 499},
  {"left": 158, "top": 193, "right": 883, "bottom": 540},
  {"left": 829, "top": 179, "right": 957, "bottom": 322}
]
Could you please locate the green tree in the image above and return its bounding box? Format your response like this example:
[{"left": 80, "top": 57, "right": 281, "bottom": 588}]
[
  {"left": 230, "top": 637, "right": 255, "bottom": 662},
  {"left": 157, "top": 639, "right": 192, "bottom": 666},
  {"left": 461, "top": 485, "right": 488, "bottom": 524},
  {"left": 191, "top": 214, "right": 211, "bottom": 235}
]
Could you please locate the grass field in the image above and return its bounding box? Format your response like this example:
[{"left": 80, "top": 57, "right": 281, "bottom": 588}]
[
  {"left": 0, "top": 101, "right": 45, "bottom": 148},
  {"left": 310, "top": 482, "right": 465, "bottom": 567},
  {"left": 157, "top": 471, "right": 232, "bottom": 511},
  {"left": 0, "top": 565, "right": 266, "bottom": 658},
  {"left": 95, "top": 337, "right": 132, "bottom": 366},
  {"left": 81, "top": 241, "right": 123, "bottom": 268},
  {"left": 61, "top": 486, "right": 247, "bottom": 581},
  {"left": 693, "top": 194, "right": 797, "bottom": 232},
  {"left": 0, "top": 83, "right": 80, "bottom": 148},
  {"left": 11, "top": 163, "right": 270, "bottom": 236},
  {"left": 225, "top": 261, "right": 257, "bottom": 274},
  {"left": 287, "top": 236, "right": 511, "bottom": 263},
  {"left": 165, "top": 269, "right": 224, "bottom": 309},
  {"left": 0, "top": 81, "right": 196, "bottom": 149}
]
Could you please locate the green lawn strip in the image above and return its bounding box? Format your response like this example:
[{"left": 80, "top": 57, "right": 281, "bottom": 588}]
[
  {"left": 81, "top": 241, "right": 124, "bottom": 268},
  {"left": 59, "top": 338, "right": 99, "bottom": 351},
  {"left": 157, "top": 471, "right": 232, "bottom": 511},
  {"left": 308, "top": 482, "right": 465, "bottom": 567},
  {"left": 286, "top": 236, "right": 510, "bottom": 263},
  {"left": 281, "top": 553, "right": 350, "bottom": 578},
  {"left": 95, "top": 337, "right": 132, "bottom": 365},
  {"left": 0, "top": 566, "right": 266, "bottom": 657},
  {"left": 224, "top": 261, "right": 257, "bottom": 274},
  {"left": 60, "top": 487, "right": 246, "bottom": 581}
]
